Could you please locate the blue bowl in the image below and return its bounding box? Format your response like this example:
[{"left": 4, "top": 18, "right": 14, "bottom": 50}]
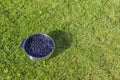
[{"left": 20, "top": 33, "right": 55, "bottom": 60}]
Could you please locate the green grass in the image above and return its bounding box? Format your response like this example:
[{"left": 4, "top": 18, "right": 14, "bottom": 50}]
[{"left": 0, "top": 0, "right": 120, "bottom": 80}]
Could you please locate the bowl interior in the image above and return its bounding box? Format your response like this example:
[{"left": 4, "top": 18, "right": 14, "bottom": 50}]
[{"left": 24, "top": 34, "right": 55, "bottom": 58}]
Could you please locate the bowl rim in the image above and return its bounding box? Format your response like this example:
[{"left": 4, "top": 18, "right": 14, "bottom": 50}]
[{"left": 23, "top": 33, "right": 55, "bottom": 59}]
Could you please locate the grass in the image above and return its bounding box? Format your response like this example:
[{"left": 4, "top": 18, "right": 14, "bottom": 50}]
[{"left": 0, "top": 0, "right": 120, "bottom": 80}]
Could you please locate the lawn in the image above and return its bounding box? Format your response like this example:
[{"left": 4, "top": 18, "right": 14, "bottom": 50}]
[{"left": 0, "top": 0, "right": 120, "bottom": 80}]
